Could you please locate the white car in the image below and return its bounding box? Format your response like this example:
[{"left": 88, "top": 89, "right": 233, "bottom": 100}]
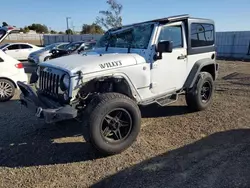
[
  {"left": 0, "top": 42, "right": 42, "bottom": 60},
  {"left": 0, "top": 26, "right": 28, "bottom": 101},
  {"left": 0, "top": 50, "right": 28, "bottom": 101}
]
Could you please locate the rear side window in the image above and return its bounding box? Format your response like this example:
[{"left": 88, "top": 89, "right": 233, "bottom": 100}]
[
  {"left": 191, "top": 23, "right": 214, "bottom": 47},
  {"left": 0, "top": 57, "right": 4, "bottom": 62},
  {"left": 20, "top": 44, "right": 33, "bottom": 49},
  {"left": 7, "top": 44, "right": 20, "bottom": 50}
]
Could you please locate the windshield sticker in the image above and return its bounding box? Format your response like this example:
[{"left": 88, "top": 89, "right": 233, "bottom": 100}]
[{"left": 99, "top": 60, "right": 122, "bottom": 69}]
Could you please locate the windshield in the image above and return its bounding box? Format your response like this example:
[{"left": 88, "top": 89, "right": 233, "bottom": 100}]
[
  {"left": 96, "top": 23, "right": 154, "bottom": 49},
  {"left": 0, "top": 43, "right": 9, "bottom": 49},
  {"left": 0, "top": 30, "right": 7, "bottom": 42},
  {"left": 44, "top": 43, "right": 59, "bottom": 50},
  {"left": 66, "top": 42, "right": 82, "bottom": 51},
  {"left": 58, "top": 43, "right": 68, "bottom": 49}
]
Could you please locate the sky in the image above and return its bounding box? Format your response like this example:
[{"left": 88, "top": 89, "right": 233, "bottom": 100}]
[{"left": 1, "top": 0, "right": 250, "bottom": 32}]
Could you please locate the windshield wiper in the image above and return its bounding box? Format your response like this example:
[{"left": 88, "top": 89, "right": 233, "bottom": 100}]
[
  {"left": 105, "top": 41, "right": 110, "bottom": 52},
  {"left": 105, "top": 31, "right": 112, "bottom": 52},
  {"left": 127, "top": 44, "right": 131, "bottom": 53}
]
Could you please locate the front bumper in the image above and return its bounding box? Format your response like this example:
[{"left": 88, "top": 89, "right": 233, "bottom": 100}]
[{"left": 17, "top": 81, "right": 77, "bottom": 124}]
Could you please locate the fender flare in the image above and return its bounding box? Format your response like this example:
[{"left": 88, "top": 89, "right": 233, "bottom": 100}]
[
  {"left": 81, "top": 73, "right": 142, "bottom": 102},
  {"left": 184, "top": 58, "right": 217, "bottom": 89}
]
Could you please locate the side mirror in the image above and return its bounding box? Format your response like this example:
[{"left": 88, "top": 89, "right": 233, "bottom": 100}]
[
  {"left": 154, "top": 40, "right": 173, "bottom": 60},
  {"left": 2, "top": 48, "right": 8, "bottom": 52},
  {"left": 157, "top": 40, "right": 173, "bottom": 53}
]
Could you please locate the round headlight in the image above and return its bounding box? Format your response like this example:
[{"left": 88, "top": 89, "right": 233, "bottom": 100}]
[{"left": 60, "top": 74, "right": 70, "bottom": 91}]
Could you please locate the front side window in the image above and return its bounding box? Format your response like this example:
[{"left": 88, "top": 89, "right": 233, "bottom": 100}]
[
  {"left": 96, "top": 23, "right": 154, "bottom": 49},
  {"left": 191, "top": 23, "right": 214, "bottom": 47},
  {"left": 158, "top": 25, "right": 183, "bottom": 48},
  {"left": 7, "top": 44, "right": 20, "bottom": 50}
]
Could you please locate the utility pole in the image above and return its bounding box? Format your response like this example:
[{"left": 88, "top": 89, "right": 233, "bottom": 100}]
[
  {"left": 66, "top": 17, "right": 71, "bottom": 41},
  {"left": 71, "top": 21, "right": 75, "bottom": 34}
]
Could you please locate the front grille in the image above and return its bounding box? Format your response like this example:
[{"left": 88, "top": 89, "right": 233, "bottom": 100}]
[{"left": 39, "top": 69, "right": 61, "bottom": 98}]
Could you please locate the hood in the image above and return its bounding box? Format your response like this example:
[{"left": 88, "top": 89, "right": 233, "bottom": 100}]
[
  {"left": 40, "top": 53, "right": 146, "bottom": 76},
  {"left": 0, "top": 26, "right": 19, "bottom": 43},
  {"left": 30, "top": 48, "right": 49, "bottom": 56}
]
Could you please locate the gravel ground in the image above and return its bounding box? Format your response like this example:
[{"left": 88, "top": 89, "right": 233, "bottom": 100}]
[{"left": 0, "top": 61, "right": 250, "bottom": 188}]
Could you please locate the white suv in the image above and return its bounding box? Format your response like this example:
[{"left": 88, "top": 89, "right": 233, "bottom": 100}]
[
  {"left": 18, "top": 15, "right": 219, "bottom": 155},
  {"left": 0, "top": 26, "right": 28, "bottom": 101}
]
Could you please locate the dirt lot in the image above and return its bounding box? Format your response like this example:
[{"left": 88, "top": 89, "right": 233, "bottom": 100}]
[{"left": 0, "top": 61, "right": 250, "bottom": 188}]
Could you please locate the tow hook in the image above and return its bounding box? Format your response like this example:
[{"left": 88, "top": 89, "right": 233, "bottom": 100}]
[{"left": 35, "top": 107, "right": 43, "bottom": 118}]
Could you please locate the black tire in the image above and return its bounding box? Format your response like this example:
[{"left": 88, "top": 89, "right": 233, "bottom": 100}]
[
  {"left": 44, "top": 56, "right": 51, "bottom": 61},
  {"left": 185, "top": 72, "right": 214, "bottom": 111},
  {"left": 83, "top": 92, "right": 141, "bottom": 155},
  {"left": 0, "top": 79, "right": 15, "bottom": 102}
]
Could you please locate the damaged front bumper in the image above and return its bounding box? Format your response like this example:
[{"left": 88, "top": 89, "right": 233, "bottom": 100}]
[{"left": 17, "top": 81, "right": 77, "bottom": 124}]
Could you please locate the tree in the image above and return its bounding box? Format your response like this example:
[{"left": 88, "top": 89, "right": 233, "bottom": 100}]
[
  {"left": 58, "top": 31, "right": 65, "bottom": 34},
  {"left": 19, "top": 26, "right": 30, "bottom": 33},
  {"left": 2, "top": 22, "right": 8, "bottom": 27},
  {"left": 50, "top": 30, "right": 57, "bottom": 34},
  {"left": 96, "top": 0, "right": 123, "bottom": 30},
  {"left": 27, "top": 23, "right": 49, "bottom": 33},
  {"left": 81, "top": 23, "right": 104, "bottom": 34},
  {"left": 24, "top": 26, "right": 30, "bottom": 33},
  {"left": 65, "top": 29, "right": 73, "bottom": 35}
]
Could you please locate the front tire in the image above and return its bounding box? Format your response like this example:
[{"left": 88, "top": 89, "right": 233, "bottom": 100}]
[
  {"left": 185, "top": 72, "right": 214, "bottom": 111},
  {"left": 0, "top": 79, "right": 15, "bottom": 102},
  {"left": 84, "top": 93, "right": 141, "bottom": 155},
  {"left": 44, "top": 56, "right": 51, "bottom": 61}
]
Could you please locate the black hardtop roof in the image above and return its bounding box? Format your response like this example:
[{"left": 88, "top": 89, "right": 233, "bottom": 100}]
[{"left": 108, "top": 14, "right": 214, "bottom": 32}]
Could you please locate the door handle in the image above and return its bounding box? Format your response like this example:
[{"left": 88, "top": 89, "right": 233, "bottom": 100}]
[{"left": 177, "top": 54, "right": 187, "bottom": 60}]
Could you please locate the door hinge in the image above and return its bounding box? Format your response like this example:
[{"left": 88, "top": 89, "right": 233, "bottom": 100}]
[
  {"left": 153, "top": 63, "right": 158, "bottom": 68},
  {"left": 150, "top": 82, "right": 157, "bottom": 88}
]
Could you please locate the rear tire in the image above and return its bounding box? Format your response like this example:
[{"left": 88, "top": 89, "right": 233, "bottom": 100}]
[
  {"left": 83, "top": 92, "right": 141, "bottom": 155},
  {"left": 185, "top": 72, "right": 214, "bottom": 111},
  {"left": 0, "top": 79, "right": 15, "bottom": 102}
]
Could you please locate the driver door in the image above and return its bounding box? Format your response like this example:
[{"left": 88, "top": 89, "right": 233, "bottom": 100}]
[{"left": 150, "top": 21, "right": 188, "bottom": 95}]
